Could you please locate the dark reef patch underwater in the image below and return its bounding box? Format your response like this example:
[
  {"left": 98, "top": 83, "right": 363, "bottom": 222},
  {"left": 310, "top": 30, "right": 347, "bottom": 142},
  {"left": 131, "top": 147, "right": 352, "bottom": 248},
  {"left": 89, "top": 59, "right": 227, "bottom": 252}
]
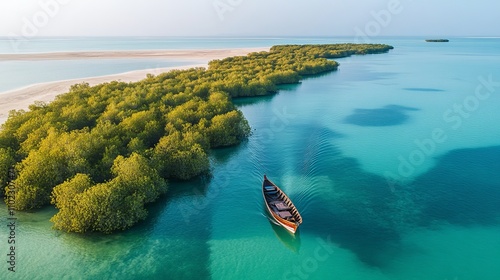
[
  {"left": 403, "top": 87, "right": 445, "bottom": 92},
  {"left": 293, "top": 122, "right": 500, "bottom": 268},
  {"left": 343, "top": 104, "right": 419, "bottom": 127}
]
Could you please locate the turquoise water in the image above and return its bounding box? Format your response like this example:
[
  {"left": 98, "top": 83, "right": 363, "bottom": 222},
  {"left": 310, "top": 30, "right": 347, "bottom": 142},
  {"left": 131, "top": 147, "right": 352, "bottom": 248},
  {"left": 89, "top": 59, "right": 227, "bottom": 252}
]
[
  {"left": 0, "top": 59, "right": 195, "bottom": 92},
  {"left": 1, "top": 38, "right": 500, "bottom": 279}
]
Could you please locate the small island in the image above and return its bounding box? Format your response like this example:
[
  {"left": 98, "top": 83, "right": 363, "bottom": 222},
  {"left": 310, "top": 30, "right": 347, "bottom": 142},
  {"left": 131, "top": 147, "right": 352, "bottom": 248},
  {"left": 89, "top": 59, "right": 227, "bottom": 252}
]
[{"left": 425, "top": 39, "right": 449, "bottom": 42}]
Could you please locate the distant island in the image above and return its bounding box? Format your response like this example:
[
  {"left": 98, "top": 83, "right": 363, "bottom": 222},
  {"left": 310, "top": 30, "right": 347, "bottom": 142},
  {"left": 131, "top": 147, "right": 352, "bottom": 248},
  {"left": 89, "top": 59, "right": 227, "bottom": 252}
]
[
  {"left": 425, "top": 39, "right": 449, "bottom": 42},
  {"left": 0, "top": 43, "right": 393, "bottom": 233}
]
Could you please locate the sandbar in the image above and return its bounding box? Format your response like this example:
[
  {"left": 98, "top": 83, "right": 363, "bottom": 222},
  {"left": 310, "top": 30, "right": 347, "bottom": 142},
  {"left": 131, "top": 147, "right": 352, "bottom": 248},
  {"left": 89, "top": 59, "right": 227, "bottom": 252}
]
[
  {"left": 0, "top": 47, "right": 269, "bottom": 61},
  {"left": 0, "top": 47, "right": 270, "bottom": 124}
]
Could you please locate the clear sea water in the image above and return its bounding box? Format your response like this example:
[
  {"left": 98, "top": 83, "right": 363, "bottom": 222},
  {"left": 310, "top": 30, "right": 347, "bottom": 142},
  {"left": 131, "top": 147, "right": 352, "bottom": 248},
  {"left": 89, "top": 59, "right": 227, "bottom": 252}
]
[
  {"left": 0, "top": 59, "right": 196, "bottom": 93},
  {"left": 0, "top": 37, "right": 499, "bottom": 279}
]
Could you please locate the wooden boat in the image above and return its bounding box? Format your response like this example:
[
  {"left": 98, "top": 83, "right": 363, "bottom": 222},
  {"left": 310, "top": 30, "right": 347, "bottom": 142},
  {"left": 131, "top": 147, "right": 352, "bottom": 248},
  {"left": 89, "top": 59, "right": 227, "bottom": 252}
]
[{"left": 262, "top": 175, "right": 302, "bottom": 234}]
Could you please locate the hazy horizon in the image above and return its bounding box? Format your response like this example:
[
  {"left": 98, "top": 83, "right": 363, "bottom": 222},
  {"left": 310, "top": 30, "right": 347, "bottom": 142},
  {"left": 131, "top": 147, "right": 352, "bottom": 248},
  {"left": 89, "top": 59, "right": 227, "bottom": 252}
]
[{"left": 1, "top": 1, "right": 499, "bottom": 38}]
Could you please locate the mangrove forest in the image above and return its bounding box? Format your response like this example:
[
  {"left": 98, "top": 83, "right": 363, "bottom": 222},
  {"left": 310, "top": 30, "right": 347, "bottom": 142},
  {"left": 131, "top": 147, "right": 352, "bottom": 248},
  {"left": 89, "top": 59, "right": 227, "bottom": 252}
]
[{"left": 0, "top": 43, "right": 393, "bottom": 233}]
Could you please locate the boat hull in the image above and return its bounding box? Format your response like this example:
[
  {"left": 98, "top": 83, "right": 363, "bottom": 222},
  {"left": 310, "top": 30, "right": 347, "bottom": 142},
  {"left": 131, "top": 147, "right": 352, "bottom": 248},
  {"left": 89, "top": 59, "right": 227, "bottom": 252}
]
[{"left": 262, "top": 175, "right": 302, "bottom": 234}]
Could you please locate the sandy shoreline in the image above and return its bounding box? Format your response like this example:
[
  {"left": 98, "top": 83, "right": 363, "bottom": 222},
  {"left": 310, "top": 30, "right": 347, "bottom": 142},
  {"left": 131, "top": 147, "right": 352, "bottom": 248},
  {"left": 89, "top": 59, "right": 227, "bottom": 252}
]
[{"left": 0, "top": 47, "right": 270, "bottom": 125}]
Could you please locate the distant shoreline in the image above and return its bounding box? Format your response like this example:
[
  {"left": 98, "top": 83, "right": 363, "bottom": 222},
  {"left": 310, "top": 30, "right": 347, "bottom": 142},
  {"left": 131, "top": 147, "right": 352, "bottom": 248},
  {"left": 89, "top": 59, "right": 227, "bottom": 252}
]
[
  {"left": 0, "top": 47, "right": 269, "bottom": 61},
  {"left": 0, "top": 47, "right": 270, "bottom": 124}
]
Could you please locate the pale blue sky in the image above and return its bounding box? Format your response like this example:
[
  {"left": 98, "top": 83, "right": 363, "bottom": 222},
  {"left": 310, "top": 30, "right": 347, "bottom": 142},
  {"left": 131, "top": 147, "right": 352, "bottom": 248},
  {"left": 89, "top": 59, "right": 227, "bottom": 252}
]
[{"left": 1, "top": 0, "right": 498, "bottom": 37}]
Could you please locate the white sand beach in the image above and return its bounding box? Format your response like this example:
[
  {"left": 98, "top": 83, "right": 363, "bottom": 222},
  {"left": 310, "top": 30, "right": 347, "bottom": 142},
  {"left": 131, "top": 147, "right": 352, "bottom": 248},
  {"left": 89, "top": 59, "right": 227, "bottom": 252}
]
[{"left": 0, "top": 47, "right": 270, "bottom": 124}]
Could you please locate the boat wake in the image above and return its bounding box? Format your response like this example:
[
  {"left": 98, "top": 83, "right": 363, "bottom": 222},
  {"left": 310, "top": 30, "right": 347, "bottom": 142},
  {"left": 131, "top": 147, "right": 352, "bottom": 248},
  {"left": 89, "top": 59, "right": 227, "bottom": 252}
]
[
  {"left": 247, "top": 120, "right": 342, "bottom": 222},
  {"left": 261, "top": 213, "right": 281, "bottom": 226}
]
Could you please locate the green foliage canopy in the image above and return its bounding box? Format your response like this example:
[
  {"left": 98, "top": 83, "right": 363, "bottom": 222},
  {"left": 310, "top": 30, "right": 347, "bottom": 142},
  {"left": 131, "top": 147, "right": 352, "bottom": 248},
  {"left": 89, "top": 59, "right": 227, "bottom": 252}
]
[{"left": 0, "top": 43, "right": 393, "bottom": 233}]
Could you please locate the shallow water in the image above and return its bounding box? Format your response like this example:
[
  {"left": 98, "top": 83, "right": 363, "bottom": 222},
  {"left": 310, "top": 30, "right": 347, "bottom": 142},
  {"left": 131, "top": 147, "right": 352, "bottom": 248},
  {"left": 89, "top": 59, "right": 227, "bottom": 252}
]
[
  {"left": 1, "top": 37, "right": 499, "bottom": 279},
  {"left": 0, "top": 59, "right": 195, "bottom": 93}
]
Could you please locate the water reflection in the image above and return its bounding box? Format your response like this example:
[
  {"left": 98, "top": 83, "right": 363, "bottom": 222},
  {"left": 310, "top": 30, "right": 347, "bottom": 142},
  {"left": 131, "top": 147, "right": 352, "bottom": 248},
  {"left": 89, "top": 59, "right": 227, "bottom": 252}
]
[
  {"left": 232, "top": 94, "right": 278, "bottom": 108},
  {"left": 265, "top": 212, "right": 302, "bottom": 253}
]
